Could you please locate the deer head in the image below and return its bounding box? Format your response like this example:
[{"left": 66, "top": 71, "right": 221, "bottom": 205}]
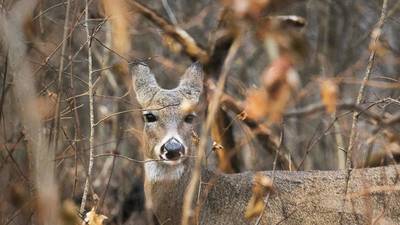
[{"left": 132, "top": 62, "right": 203, "bottom": 179}]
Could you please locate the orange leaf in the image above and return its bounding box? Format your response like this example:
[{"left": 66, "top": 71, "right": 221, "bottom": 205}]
[
  {"left": 320, "top": 79, "right": 338, "bottom": 113},
  {"left": 245, "top": 89, "right": 268, "bottom": 120},
  {"left": 245, "top": 174, "right": 273, "bottom": 219},
  {"left": 84, "top": 208, "right": 108, "bottom": 225},
  {"left": 245, "top": 55, "right": 299, "bottom": 123}
]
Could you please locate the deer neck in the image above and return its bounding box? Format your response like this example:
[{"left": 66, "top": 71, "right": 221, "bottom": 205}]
[{"left": 144, "top": 160, "right": 196, "bottom": 224}]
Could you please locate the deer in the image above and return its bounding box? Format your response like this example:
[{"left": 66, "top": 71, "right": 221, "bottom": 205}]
[{"left": 132, "top": 62, "right": 400, "bottom": 225}]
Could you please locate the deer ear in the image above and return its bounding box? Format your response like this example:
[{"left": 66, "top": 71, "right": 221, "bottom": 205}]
[
  {"left": 179, "top": 62, "right": 204, "bottom": 102},
  {"left": 132, "top": 63, "right": 160, "bottom": 106}
]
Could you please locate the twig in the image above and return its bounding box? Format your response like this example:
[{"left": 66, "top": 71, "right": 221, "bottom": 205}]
[
  {"left": 2, "top": 143, "right": 29, "bottom": 182},
  {"left": 93, "top": 153, "right": 162, "bottom": 163},
  {"left": 80, "top": 0, "right": 95, "bottom": 215},
  {"left": 129, "top": 0, "right": 209, "bottom": 63},
  {"left": 94, "top": 103, "right": 181, "bottom": 127},
  {"left": 0, "top": 132, "right": 24, "bottom": 171},
  {"left": 254, "top": 127, "right": 283, "bottom": 225},
  {"left": 340, "top": 0, "right": 388, "bottom": 223},
  {"left": 94, "top": 109, "right": 138, "bottom": 127},
  {"left": 217, "top": 90, "right": 294, "bottom": 169},
  {"left": 32, "top": 2, "right": 67, "bottom": 21},
  {"left": 346, "top": 0, "right": 388, "bottom": 169},
  {"left": 181, "top": 34, "right": 241, "bottom": 225},
  {"left": 50, "top": 0, "right": 71, "bottom": 164},
  {"left": 0, "top": 56, "right": 7, "bottom": 121},
  {"left": 32, "top": 0, "right": 93, "bottom": 77},
  {"left": 92, "top": 37, "right": 129, "bottom": 62},
  {"left": 297, "top": 117, "right": 337, "bottom": 170},
  {"left": 285, "top": 102, "right": 382, "bottom": 122},
  {"left": 161, "top": 0, "right": 177, "bottom": 25}
]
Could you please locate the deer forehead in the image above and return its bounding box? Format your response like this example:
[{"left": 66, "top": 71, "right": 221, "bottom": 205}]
[
  {"left": 145, "top": 90, "right": 194, "bottom": 112},
  {"left": 153, "top": 90, "right": 183, "bottom": 105}
]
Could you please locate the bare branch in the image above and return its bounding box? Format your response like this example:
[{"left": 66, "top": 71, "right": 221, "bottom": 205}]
[
  {"left": 80, "top": 0, "right": 95, "bottom": 215},
  {"left": 129, "top": 0, "right": 209, "bottom": 63}
]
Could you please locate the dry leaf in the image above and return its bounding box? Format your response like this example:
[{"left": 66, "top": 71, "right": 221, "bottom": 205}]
[
  {"left": 211, "top": 109, "right": 234, "bottom": 173},
  {"left": 212, "top": 141, "right": 224, "bottom": 152},
  {"left": 162, "top": 34, "right": 183, "bottom": 54},
  {"left": 320, "top": 79, "right": 338, "bottom": 113},
  {"left": 237, "top": 111, "right": 247, "bottom": 121},
  {"left": 256, "top": 17, "right": 308, "bottom": 62},
  {"left": 245, "top": 89, "right": 268, "bottom": 120},
  {"left": 221, "top": 0, "right": 271, "bottom": 19},
  {"left": 191, "top": 130, "right": 200, "bottom": 146},
  {"left": 84, "top": 208, "right": 108, "bottom": 225},
  {"left": 245, "top": 55, "right": 299, "bottom": 122},
  {"left": 245, "top": 174, "right": 273, "bottom": 219}
]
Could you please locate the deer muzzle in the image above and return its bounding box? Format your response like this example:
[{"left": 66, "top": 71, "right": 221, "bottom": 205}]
[{"left": 160, "top": 137, "right": 185, "bottom": 161}]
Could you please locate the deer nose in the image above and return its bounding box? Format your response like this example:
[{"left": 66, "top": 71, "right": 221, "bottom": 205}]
[{"left": 161, "top": 138, "right": 185, "bottom": 160}]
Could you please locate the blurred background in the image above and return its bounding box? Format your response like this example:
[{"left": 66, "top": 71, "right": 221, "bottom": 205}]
[{"left": 0, "top": 0, "right": 399, "bottom": 224}]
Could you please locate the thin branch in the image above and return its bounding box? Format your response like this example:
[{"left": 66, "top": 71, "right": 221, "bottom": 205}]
[
  {"left": 254, "top": 128, "right": 283, "bottom": 225},
  {"left": 93, "top": 153, "right": 161, "bottom": 163},
  {"left": 217, "top": 90, "right": 294, "bottom": 169},
  {"left": 161, "top": 0, "right": 177, "bottom": 25},
  {"left": 32, "top": 1, "right": 67, "bottom": 21},
  {"left": 129, "top": 0, "right": 209, "bottom": 63},
  {"left": 32, "top": 0, "right": 93, "bottom": 77},
  {"left": 0, "top": 56, "right": 8, "bottom": 121},
  {"left": 346, "top": 0, "right": 388, "bottom": 169},
  {"left": 80, "top": 0, "right": 95, "bottom": 214},
  {"left": 94, "top": 103, "right": 181, "bottom": 127},
  {"left": 94, "top": 109, "right": 138, "bottom": 127},
  {"left": 50, "top": 0, "right": 71, "bottom": 163},
  {"left": 284, "top": 102, "right": 382, "bottom": 122},
  {"left": 341, "top": 0, "right": 388, "bottom": 223}
]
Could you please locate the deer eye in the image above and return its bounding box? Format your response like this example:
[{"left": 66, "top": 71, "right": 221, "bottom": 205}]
[
  {"left": 144, "top": 113, "right": 157, "bottom": 123},
  {"left": 184, "top": 114, "right": 196, "bottom": 124}
]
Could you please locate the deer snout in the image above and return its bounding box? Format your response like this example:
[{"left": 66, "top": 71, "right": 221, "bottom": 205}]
[{"left": 160, "top": 138, "right": 185, "bottom": 161}]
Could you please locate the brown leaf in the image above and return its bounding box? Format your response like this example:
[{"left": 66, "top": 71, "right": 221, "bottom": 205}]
[
  {"left": 245, "top": 89, "right": 268, "bottom": 120},
  {"left": 191, "top": 130, "right": 200, "bottom": 146},
  {"left": 320, "top": 79, "right": 338, "bottom": 113},
  {"left": 84, "top": 208, "right": 108, "bottom": 225},
  {"left": 162, "top": 34, "right": 183, "bottom": 54},
  {"left": 256, "top": 17, "right": 308, "bottom": 62},
  {"left": 245, "top": 55, "right": 299, "bottom": 123},
  {"left": 212, "top": 141, "right": 224, "bottom": 152},
  {"left": 211, "top": 109, "right": 234, "bottom": 173},
  {"left": 221, "top": 0, "right": 271, "bottom": 19},
  {"left": 245, "top": 174, "right": 273, "bottom": 219}
]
